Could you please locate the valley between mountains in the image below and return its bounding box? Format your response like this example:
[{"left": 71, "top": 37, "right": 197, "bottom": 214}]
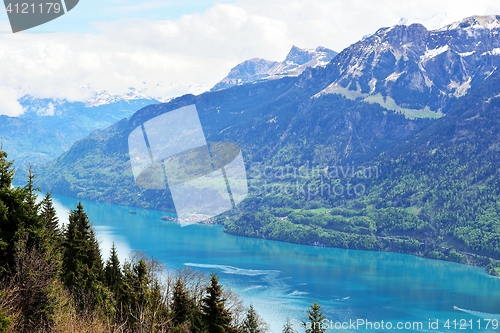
[{"left": 34, "top": 15, "right": 500, "bottom": 275}]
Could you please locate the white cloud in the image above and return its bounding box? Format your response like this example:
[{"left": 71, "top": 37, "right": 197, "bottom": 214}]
[
  {"left": 0, "top": 86, "right": 25, "bottom": 116},
  {"left": 0, "top": 0, "right": 499, "bottom": 116},
  {"left": 37, "top": 102, "right": 56, "bottom": 116}
]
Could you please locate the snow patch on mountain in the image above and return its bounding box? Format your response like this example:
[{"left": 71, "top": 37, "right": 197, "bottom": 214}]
[
  {"left": 268, "top": 46, "right": 335, "bottom": 76},
  {"left": 449, "top": 78, "right": 472, "bottom": 98},
  {"left": 421, "top": 45, "right": 449, "bottom": 62},
  {"left": 385, "top": 72, "right": 405, "bottom": 82},
  {"left": 482, "top": 48, "right": 500, "bottom": 56},
  {"left": 458, "top": 51, "right": 475, "bottom": 57}
]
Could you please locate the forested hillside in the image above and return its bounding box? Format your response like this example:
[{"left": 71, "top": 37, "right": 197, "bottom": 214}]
[
  {"left": 36, "top": 78, "right": 430, "bottom": 210},
  {"left": 225, "top": 68, "right": 500, "bottom": 275}
]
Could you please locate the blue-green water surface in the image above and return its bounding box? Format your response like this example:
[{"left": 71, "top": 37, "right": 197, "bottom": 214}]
[{"left": 51, "top": 194, "right": 500, "bottom": 332}]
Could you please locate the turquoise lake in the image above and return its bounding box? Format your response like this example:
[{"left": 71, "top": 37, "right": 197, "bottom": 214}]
[{"left": 51, "top": 194, "right": 500, "bottom": 332}]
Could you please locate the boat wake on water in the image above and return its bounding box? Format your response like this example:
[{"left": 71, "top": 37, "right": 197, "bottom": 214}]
[
  {"left": 454, "top": 306, "right": 500, "bottom": 319},
  {"left": 184, "top": 263, "right": 280, "bottom": 276}
]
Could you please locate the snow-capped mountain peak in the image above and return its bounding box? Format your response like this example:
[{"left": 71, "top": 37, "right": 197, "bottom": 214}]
[
  {"left": 271, "top": 45, "right": 338, "bottom": 76},
  {"left": 284, "top": 45, "right": 318, "bottom": 64},
  {"left": 438, "top": 15, "right": 500, "bottom": 31},
  {"left": 211, "top": 46, "right": 337, "bottom": 91}
]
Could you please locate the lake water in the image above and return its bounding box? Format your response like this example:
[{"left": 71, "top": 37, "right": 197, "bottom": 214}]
[{"left": 51, "top": 194, "right": 500, "bottom": 332}]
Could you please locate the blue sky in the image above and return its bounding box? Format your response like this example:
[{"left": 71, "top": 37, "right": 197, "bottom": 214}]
[
  {"left": 0, "top": 0, "right": 500, "bottom": 116},
  {"left": 0, "top": 0, "right": 236, "bottom": 33}
]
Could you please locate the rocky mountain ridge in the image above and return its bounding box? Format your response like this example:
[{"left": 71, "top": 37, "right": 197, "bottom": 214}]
[
  {"left": 309, "top": 15, "right": 500, "bottom": 115},
  {"left": 211, "top": 46, "right": 337, "bottom": 91}
]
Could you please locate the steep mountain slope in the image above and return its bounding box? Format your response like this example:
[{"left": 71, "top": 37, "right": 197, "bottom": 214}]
[
  {"left": 370, "top": 68, "right": 500, "bottom": 258},
  {"left": 211, "top": 46, "right": 337, "bottom": 91}
]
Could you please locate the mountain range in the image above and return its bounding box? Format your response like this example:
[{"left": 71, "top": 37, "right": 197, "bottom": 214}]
[
  {"left": 310, "top": 15, "right": 500, "bottom": 114},
  {"left": 32, "top": 15, "right": 500, "bottom": 273},
  {"left": 2, "top": 46, "right": 336, "bottom": 184}
]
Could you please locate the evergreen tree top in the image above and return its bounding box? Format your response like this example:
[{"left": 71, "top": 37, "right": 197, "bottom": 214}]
[
  {"left": 0, "top": 149, "right": 14, "bottom": 190},
  {"left": 303, "top": 302, "right": 326, "bottom": 333}
]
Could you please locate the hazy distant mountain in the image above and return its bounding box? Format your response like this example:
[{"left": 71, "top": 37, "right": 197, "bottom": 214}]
[
  {"left": 4, "top": 95, "right": 159, "bottom": 183},
  {"left": 19, "top": 95, "right": 159, "bottom": 144},
  {"left": 211, "top": 46, "right": 337, "bottom": 91}
]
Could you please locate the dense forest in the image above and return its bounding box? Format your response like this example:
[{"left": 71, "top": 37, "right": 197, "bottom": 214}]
[{"left": 0, "top": 149, "right": 328, "bottom": 333}]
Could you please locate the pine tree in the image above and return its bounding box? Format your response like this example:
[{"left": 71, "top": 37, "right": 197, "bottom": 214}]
[
  {"left": 201, "top": 273, "right": 235, "bottom": 333},
  {"left": 242, "top": 304, "right": 267, "bottom": 333},
  {"left": 23, "top": 166, "right": 38, "bottom": 216},
  {"left": 120, "top": 258, "right": 152, "bottom": 329},
  {"left": 171, "top": 277, "right": 193, "bottom": 327},
  {"left": 282, "top": 317, "right": 297, "bottom": 333},
  {"left": 39, "top": 192, "right": 61, "bottom": 253},
  {"left": 132, "top": 259, "right": 149, "bottom": 300},
  {"left": 0, "top": 151, "right": 42, "bottom": 271},
  {"left": 40, "top": 193, "right": 59, "bottom": 235},
  {"left": 62, "top": 202, "right": 104, "bottom": 309},
  {"left": 0, "top": 149, "right": 15, "bottom": 269},
  {"left": 149, "top": 278, "right": 169, "bottom": 330},
  {"left": 18, "top": 167, "right": 49, "bottom": 258},
  {"left": 302, "top": 303, "right": 326, "bottom": 333},
  {"left": 0, "top": 155, "right": 61, "bottom": 332},
  {"left": 105, "top": 243, "right": 122, "bottom": 295},
  {"left": 0, "top": 150, "right": 14, "bottom": 190}
]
